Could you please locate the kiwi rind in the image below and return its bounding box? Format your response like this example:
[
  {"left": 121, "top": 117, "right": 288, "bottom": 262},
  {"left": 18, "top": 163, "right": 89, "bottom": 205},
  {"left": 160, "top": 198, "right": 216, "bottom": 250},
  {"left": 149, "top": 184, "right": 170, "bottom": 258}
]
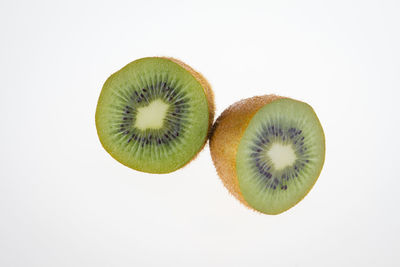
[
  {"left": 96, "top": 57, "right": 215, "bottom": 174},
  {"left": 209, "top": 95, "right": 325, "bottom": 214}
]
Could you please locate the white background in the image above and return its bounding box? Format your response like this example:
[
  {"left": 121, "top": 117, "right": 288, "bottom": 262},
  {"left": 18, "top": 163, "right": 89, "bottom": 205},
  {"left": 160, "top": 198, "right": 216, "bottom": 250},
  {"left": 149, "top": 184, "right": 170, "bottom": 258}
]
[{"left": 1, "top": 0, "right": 399, "bottom": 266}]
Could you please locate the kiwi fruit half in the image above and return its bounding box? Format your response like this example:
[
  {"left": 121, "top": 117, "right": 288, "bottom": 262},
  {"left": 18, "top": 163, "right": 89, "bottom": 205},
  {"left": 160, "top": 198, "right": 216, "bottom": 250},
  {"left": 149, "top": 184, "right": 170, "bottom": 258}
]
[
  {"left": 96, "top": 57, "right": 214, "bottom": 173},
  {"left": 210, "top": 95, "right": 325, "bottom": 214}
]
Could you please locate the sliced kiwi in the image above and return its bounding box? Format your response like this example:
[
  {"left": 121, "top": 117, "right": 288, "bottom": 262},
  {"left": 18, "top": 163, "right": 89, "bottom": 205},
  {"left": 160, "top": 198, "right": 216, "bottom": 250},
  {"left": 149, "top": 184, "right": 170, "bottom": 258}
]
[
  {"left": 96, "top": 57, "right": 214, "bottom": 173},
  {"left": 210, "top": 95, "right": 325, "bottom": 214}
]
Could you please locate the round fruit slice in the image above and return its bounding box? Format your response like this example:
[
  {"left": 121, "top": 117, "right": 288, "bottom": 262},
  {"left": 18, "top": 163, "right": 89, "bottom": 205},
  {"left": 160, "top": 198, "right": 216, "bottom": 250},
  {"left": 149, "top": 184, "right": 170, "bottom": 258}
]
[
  {"left": 96, "top": 57, "right": 214, "bottom": 173},
  {"left": 210, "top": 95, "right": 325, "bottom": 214}
]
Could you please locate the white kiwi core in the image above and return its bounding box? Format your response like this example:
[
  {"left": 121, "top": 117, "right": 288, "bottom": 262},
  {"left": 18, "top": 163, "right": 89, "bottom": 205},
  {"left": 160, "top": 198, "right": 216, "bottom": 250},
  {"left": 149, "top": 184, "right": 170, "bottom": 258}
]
[
  {"left": 134, "top": 99, "right": 170, "bottom": 130},
  {"left": 266, "top": 143, "right": 297, "bottom": 170}
]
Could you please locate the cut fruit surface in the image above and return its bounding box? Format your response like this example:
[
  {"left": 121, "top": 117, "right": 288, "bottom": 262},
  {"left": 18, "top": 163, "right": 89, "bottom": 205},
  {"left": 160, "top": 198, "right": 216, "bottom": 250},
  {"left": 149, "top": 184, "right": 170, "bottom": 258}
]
[
  {"left": 96, "top": 57, "right": 214, "bottom": 173},
  {"left": 210, "top": 95, "right": 325, "bottom": 214}
]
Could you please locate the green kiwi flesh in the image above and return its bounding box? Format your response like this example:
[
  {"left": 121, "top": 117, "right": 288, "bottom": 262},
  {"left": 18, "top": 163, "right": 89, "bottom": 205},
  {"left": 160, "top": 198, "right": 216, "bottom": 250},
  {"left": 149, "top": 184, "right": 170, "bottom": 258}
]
[
  {"left": 95, "top": 57, "right": 210, "bottom": 173},
  {"left": 236, "top": 98, "right": 325, "bottom": 214}
]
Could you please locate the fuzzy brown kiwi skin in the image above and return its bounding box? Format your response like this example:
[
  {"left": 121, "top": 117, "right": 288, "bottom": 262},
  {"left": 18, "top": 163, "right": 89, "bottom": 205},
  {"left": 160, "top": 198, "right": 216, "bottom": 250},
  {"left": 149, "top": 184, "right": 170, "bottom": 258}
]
[
  {"left": 96, "top": 57, "right": 215, "bottom": 174},
  {"left": 209, "top": 95, "right": 282, "bottom": 210},
  {"left": 209, "top": 95, "right": 325, "bottom": 214}
]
